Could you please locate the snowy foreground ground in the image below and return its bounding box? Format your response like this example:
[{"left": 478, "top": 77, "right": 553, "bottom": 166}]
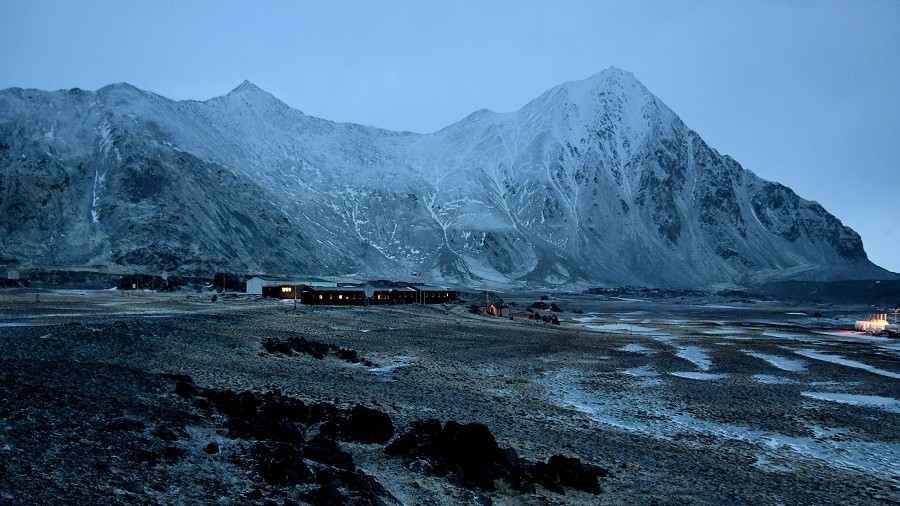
[{"left": 0, "top": 289, "right": 898, "bottom": 505}]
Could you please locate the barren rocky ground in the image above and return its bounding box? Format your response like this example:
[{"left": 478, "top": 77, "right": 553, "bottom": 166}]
[{"left": 1, "top": 288, "right": 898, "bottom": 505}]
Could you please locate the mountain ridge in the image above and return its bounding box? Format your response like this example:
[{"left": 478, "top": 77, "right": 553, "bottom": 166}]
[{"left": 0, "top": 68, "right": 893, "bottom": 288}]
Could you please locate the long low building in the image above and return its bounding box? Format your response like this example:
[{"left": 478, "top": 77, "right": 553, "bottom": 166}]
[
  {"left": 246, "top": 276, "right": 337, "bottom": 295},
  {"left": 261, "top": 284, "right": 456, "bottom": 305}
]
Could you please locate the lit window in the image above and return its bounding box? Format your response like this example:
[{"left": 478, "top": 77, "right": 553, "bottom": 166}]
[
  {"left": 338, "top": 294, "right": 343, "bottom": 300},
  {"left": 282, "top": 286, "right": 292, "bottom": 293},
  {"left": 318, "top": 294, "right": 323, "bottom": 300}
]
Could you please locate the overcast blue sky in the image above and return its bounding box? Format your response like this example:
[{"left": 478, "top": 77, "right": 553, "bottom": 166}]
[{"left": 2, "top": 1, "right": 898, "bottom": 272}]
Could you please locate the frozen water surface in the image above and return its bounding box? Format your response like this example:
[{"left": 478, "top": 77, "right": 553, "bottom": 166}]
[
  {"left": 621, "top": 365, "right": 659, "bottom": 378},
  {"left": 801, "top": 392, "right": 900, "bottom": 413},
  {"left": 702, "top": 328, "right": 744, "bottom": 335},
  {"left": 763, "top": 331, "right": 809, "bottom": 340},
  {"left": 367, "top": 355, "right": 417, "bottom": 374},
  {"left": 794, "top": 349, "right": 900, "bottom": 380},
  {"left": 618, "top": 343, "right": 654, "bottom": 354},
  {"left": 742, "top": 350, "right": 807, "bottom": 372},
  {"left": 752, "top": 374, "right": 795, "bottom": 384},
  {"left": 753, "top": 455, "right": 794, "bottom": 473},
  {"left": 584, "top": 323, "right": 660, "bottom": 334},
  {"left": 674, "top": 345, "right": 711, "bottom": 370},
  {"left": 669, "top": 371, "right": 726, "bottom": 380}
]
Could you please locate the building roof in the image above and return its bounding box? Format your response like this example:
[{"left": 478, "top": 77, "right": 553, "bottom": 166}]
[
  {"left": 411, "top": 285, "right": 454, "bottom": 291},
  {"left": 302, "top": 285, "right": 417, "bottom": 293},
  {"left": 250, "top": 276, "right": 335, "bottom": 284},
  {"left": 303, "top": 286, "right": 366, "bottom": 292}
]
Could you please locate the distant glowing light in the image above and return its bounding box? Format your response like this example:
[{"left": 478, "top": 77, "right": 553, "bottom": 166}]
[{"left": 855, "top": 314, "right": 889, "bottom": 333}]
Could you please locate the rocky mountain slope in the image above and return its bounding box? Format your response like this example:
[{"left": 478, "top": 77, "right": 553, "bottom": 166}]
[{"left": 0, "top": 68, "right": 891, "bottom": 287}]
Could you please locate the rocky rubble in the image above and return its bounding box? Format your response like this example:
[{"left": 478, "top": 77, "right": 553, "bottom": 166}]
[
  {"left": 384, "top": 418, "right": 605, "bottom": 494},
  {"left": 261, "top": 336, "right": 375, "bottom": 366},
  {"left": 172, "top": 375, "right": 605, "bottom": 503}
]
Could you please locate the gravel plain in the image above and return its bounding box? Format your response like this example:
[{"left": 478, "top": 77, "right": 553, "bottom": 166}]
[{"left": 1, "top": 288, "right": 899, "bottom": 505}]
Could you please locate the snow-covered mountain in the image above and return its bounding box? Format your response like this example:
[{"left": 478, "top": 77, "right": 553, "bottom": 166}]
[{"left": 0, "top": 68, "right": 891, "bottom": 288}]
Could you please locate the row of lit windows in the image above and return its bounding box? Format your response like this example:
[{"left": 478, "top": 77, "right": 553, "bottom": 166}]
[
  {"left": 317, "top": 293, "right": 365, "bottom": 300},
  {"left": 274, "top": 286, "right": 451, "bottom": 300},
  {"left": 306, "top": 292, "right": 451, "bottom": 299}
]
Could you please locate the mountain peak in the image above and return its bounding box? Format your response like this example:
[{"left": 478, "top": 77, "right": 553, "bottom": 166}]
[
  {"left": 570, "top": 67, "right": 648, "bottom": 96},
  {"left": 515, "top": 67, "right": 664, "bottom": 134},
  {"left": 219, "top": 80, "right": 290, "bottom": 111},
  {"left": 97, "top": 82, "right": 145, "bottom": 95},
  {"left": 228, "top": 80, "right": 265, "bottom": 95},
  {"left": 591, "top": 66, "right": 636, "bottom": 81}
]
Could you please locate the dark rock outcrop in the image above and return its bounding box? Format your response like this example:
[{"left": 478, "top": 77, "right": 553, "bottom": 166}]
[
  {"left": 385, "top": 418, "right": 604, "bottom": 494},
  {"left": 262, "top": 336, "right": 374, "bottom": 366}
]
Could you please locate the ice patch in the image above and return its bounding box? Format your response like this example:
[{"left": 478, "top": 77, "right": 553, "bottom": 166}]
[
  {"left": 752, "top": 374, "right": 795, "bottom": 384},
  {"left": 742, "top": 350, "right": 806, "bottom": 372},
  {"left": 753, "top": 455, "right": 794, "bottom": 473},
  {"left": 801, "top": 392, "right": 900, "bottom": 413},
  {"left": 763, "top": 331, "right": 807, "bottom": 339},
  {"left": 368, "top": 355, "right": 416, "bottom": 374},
  {"left": 622, "top": 365, "right": 658, "bottom": 378},
  {"left": 584, "top": 323, "right": 660, "bottom": 334},
  {"left": 675, "top": 346, "right": 711, "bottom": 371},
  {"left": 702, "top": 328, "right": 743, "bottom": 335},
  {"left": 810, "top": 425, "right": 850, "bottom": 439},
  {"left": 794, "top": 349, "right": 900, "bottom": 380},
  {"left": 618, "top": 343, "right": 654, "bottom": 354},
  {"left": 669, "top": 371, "right": 726, "bottom": 380}
]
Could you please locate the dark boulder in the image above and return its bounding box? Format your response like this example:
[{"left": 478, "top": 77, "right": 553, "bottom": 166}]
[
  {"left": 385, "top": 419, "right": 513, "bottom": 490},
  {"left": 257, "top": 390, "right": 309, "bottom": 421},
  {"left": 209, "top": 389, "right": 257, "bottom": 418},
  {"left": 440, "top": 420, "right": 511, "bottom": 490},
  {"left": 337, "top": 404, "right": 395, "bottom": 444},
  {"left": 162, "top": 445, "right": 187, "bottom": 461},
  {"left": 547, "top": 454, "right": 603, "bottom": 494},
  {"left": 173, "top": 377, "right": 199, "bottom": 398},
  {"left": 303, "top": 434, "right": 354, "bottom": 470},
  {"left": 384, "top": 418, "right": 443, "bottom": 459},
  {"left": 223, "top": 406, "right": 304, "bottom": 444},
  {"left": 387, "top": 418, "right": 606, "bottom": 495},
  {"left": 289, "top": 337, "right": 331, "bottom": 359},
  {"left": 511, "top": 455, "right": 605, "bottom": 494},
  {"left": 335, "top": 347, "right": 360, "bottom": 363},
  {"left": 254, "top": 441, "right": 313, "bottom": 486}
]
